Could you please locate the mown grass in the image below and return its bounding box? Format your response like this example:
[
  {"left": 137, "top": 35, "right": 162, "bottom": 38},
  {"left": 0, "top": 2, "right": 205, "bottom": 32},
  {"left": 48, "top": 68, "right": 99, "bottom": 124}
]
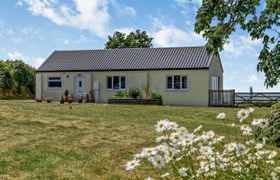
[{"left": 0, "top": 101, "right": 275, "bottom": 179}]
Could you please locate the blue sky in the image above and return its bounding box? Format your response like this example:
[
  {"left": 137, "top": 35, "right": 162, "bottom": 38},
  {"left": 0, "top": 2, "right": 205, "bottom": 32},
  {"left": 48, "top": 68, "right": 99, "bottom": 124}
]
[{"left": 0, "top": 0, "right": 279, "bottom": 91}]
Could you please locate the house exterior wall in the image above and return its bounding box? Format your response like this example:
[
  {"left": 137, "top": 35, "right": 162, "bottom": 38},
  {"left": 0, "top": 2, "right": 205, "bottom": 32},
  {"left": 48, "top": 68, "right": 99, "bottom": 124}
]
[
  {"left": 209, "top": 55, "right": 223, "bottom": 90},
  {"left": 37, "top": 68, "right": 211, "bottom": 106}
]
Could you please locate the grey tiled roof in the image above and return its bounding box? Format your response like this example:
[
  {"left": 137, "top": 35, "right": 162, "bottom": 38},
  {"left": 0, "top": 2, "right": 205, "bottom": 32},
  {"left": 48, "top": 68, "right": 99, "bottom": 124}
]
[{"left": 37, "top": 46, "right": 213, "bottom": 72}]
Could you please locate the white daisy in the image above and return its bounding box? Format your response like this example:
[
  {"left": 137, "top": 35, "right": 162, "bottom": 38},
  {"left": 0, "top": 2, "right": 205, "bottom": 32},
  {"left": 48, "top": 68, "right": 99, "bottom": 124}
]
[
  {"left": 157, "top": 143, "right": 168, "bottom": 153},
  {"left": 237, "top": 109, "right": 250, "bottom": 122},
  {"left": 168, "top": 121, "right": 179, "bottom": 130},
  {"left": 216, "top": 112, "right": 226, "bottom": 119},
  {"left": 170, "top": 132, "right": 180, "bottom": 143},
  {"left": 141, "top": 147, "right": 158, "bottom": 157},
  {"left": 125, "top": 159, "right": 140, "bottom": 171},
  {"left": 177, "top": 126, "right": 187, "bottom": 134},
  {"left": 268, "top": 151, "right": 277, "bottom": 159},
  {"left": 151, "top": 155, "right": 165, "bottom": 168},
  {"left": 258, "top": 119, "right": 269, "bottom": 128},
  {"left": 225, "top": 142, "right": 237, "bottom": 152},
  {"left": 144, "top": 177, "right": 154, "bottom": 180},
  {"left": 199, "top": 146, "right": 213, "bottom": 155},
  {"left": 161, "top": 172, "right": 170, "bottom": 177},
  {"left": 155, "top": 119, "right": 169, "bottom": 132},
  {"left": 255, "top": 143, "right": 263, "bottom": 149},
  {"left": 178, "top": 167, "right": 188, "bottom": 177},
  {"left": 275, "top": 166, "right": 280, "bottom": 173}
]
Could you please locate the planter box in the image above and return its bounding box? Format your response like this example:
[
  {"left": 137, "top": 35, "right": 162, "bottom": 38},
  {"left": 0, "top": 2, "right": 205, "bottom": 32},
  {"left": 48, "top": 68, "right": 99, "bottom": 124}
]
[{"left": 108, "top": 98, "right": 162, "bottom": 105}]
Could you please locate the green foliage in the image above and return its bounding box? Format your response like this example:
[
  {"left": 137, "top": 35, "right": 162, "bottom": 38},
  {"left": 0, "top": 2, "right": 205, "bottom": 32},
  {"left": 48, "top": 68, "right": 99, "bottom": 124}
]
[
  {"left": 115, "top": 91, "right": 127, "bottom": 98},
  {"left": 255, "top": 103, "right": 280, "bottom": 147},
  {"left": 151, "top": 92, "right": 162, "bottom": 101},
  {"left": 128, "top": 87, "right": 142, "bottom": 99},
  {"left": 0, "top": 60, "right": 35, "bottom": 97},
  {"left": 105, "top": 30, "right": 153, "bottom": 49},
  {"left": 195, "top": 0, "right": 280, "bottom": 87}
]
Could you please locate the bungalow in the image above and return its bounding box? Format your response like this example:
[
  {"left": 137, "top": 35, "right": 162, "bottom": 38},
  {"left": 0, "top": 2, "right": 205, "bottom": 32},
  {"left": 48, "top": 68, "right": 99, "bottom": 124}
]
[{"left": 36, "top": 46, "right": 223, "bottom": 106}]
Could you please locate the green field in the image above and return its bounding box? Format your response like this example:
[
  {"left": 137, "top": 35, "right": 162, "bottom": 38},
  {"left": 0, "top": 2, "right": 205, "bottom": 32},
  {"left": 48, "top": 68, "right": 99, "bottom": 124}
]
[{"left": 0, "top": 101, "right": 273, "bottom": 179}]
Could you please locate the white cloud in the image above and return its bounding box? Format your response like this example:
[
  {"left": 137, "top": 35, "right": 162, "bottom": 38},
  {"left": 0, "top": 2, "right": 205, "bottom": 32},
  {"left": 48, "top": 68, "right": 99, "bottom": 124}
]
[
  {"left": 246, "top": 74, "right": 262, "bottom": 84},
  {"left": 74, "top": 35, "right": 88, "bottom": 44},
  {"left": 224, "top": 35, "right": 262, "bottom": 57},
  {"left": 151, "top": 18, "right": 205, "bottom": 47},
  {"left": 8, "top": 51, "right": 23, "bottom": 59},
  {"left": 122, "top": 6, "right": 136, "bottom": 17},
  {"left": 22, "top": 0, "right": 110, "bottom": 37},
  {"left": 7, "top": 51, "right": 45, "bottom": 68},
  {"left": 16, "top": 1, "right": 23, "bottom": 7},
  {"left": 63, "top": 39, "right": 70, "bottom": 45}
]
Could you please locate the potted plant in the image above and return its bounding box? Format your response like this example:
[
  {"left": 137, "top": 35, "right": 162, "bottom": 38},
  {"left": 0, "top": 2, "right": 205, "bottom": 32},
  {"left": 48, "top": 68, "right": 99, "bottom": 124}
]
[
  {"left": 64, "top": 90, "right": 69, "bottom": 102},
  {"left": 78, "top": 96, "right": 83, "bottom": 103},
  {"left": 68, "top": 93, "right": 74, "bottom": 104},
  {"left": 46, "top": 97, "right": 52, "bottom": 103},
  {"left": 60, "top": 94, "right": 64, "bottom": 104}
]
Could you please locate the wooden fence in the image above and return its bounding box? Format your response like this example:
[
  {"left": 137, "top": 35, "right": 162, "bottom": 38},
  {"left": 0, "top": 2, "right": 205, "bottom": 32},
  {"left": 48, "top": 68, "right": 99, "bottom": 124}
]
[{"left": 209, "top": 90, "right": 280, "bottom": 107}]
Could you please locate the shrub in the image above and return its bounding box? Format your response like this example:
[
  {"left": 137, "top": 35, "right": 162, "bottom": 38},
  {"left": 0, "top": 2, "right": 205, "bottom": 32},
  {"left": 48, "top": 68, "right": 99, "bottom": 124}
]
[
  {"left": 128, "top": 87, "right": 141, "bottom": 99},
  {"left": 255, "top": 104, "right": 280, "bottom": 147},
  {"left": 115, "top": 91, "right": 127, "bottom": 98},
  {"left": 151, "top": 92, "right": 162, "bottom": 101},
  {"left": 125, "top": 108, "right": 280, "bottom": 179}
]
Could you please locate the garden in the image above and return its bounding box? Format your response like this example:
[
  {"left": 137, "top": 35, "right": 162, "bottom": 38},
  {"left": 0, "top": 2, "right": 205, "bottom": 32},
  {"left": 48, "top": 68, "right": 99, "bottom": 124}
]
[{"left": 0, "top": 100, "right": 279, "bottom": 179}]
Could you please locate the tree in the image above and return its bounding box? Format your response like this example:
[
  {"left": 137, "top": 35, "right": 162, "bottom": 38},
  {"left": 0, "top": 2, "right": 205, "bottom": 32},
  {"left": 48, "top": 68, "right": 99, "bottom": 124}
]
[
  {"left": 194, "top": 0, "right": 280, "bottom": 87},
  {"left": 105, "top": 30, "right": 153, "bottom": 49}
]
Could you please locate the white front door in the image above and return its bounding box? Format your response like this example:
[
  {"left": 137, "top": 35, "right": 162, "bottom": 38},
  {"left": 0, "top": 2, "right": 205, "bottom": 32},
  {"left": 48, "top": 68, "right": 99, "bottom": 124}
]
[{"left": 75, "top": 76, "right": 85, "bottom": 98}]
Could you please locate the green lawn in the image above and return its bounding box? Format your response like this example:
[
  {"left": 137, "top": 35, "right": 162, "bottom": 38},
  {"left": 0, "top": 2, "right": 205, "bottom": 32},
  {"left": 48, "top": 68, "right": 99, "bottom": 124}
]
[{"left": 0, "top": 101, "right": 273, "bottom": 179}]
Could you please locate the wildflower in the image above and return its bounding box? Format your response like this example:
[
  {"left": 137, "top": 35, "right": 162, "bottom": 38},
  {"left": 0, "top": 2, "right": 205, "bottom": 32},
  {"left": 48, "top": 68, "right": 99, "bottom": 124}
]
[
  {"left": 237, "top": 109, "right": 250, "bottom": 122},
  {"left": 225, "top": 142, "right": 237, "bottom": 152},
  {"left": 268, "top": 151, "right": 277, "bottom": 159},
  {"left": 144, "top": 177, "right": 154, "bottom": 180},
  {"left": 255, "top": 143, "right": 263, "bottom": 149},
  {"left": 161, "top": 172, "right": 170, "bottom": 177},
  {"left": 151, "top": 155, "right": 165, "bottom": 168},
  {"left": 178, "top": 167, "right": 188, "bottom": 177},
  {"left": 125, "top": 159, "right": 140, "bottom": 171},
  {"left": 157, "top": 143, "right": 168, "bottom": 153},
  {"left": 155, "top": 135, "right": 168, "bottom": 142},
  {"left": 217, "top": 112, "right": 226, "bottom": 119},
  {"left": 236, "top": 143, "right": 247, "bottom": 155},
  {"left": 231, "top": 123, "right": 236, "bottom": 127},
  {"left": 199, "top": 146, "right": 213, "bottom": 155},
  {"left": 240, "top": 125, "right": 252, "bottom": 136},
  {"left": 178, "top": 126, "right": 187, "bottom": 134},
  {"left": 155, "top": 119, "right": 169, "bottom": 132},
  {"left": 168, "top": 121, "right": 179, "bottom": 130},
  {"left": 258, "top": 119, "right": 269, "bottom": 128},
  {"left": 141, "top": 147, "right": 158, "bottom": 157},
  {"left": 170, "top": 132, "right": 180, "bottom": 143},
  {"left": 248, "top": 107, "right": 255, "bottom": 113}
]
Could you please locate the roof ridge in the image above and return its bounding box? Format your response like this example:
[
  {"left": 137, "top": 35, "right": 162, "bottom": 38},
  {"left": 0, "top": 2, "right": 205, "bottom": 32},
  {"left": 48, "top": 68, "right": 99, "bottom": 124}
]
[{"left": 53, "top": 46, "right": 206, "bottom": 52}]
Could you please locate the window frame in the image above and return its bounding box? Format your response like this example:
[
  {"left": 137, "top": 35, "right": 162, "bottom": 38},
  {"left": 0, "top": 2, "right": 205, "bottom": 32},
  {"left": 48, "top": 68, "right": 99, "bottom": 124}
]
[
  {"left": 107, "top": 76, "right": 126, "bottom": 90},
  {"left": 166, "top": 75, "right": 188, "bottom": 90},
  {"left": 47, "top": 76, "right": 62, "bottom": 89}
]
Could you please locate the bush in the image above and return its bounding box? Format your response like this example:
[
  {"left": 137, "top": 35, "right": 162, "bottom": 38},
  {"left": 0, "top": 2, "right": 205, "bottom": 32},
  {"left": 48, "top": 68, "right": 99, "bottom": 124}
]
[
  {"left": 151, "top": 92, "right": 162, "bottom": 101},
  {"left": 255, "top": 106, "right": 280, "bottom": 147},
  {"left": 272, "top": 102, "right": 280, "bottom": 110},
  {"left": 128, "top": 87, "right": 141, "bottom": 99},
  {"left": 125, "top": 108, "right": 280, "bottom": 179},
  {"left": 115, "top": 91, "right": 127, "bottom": 98}
]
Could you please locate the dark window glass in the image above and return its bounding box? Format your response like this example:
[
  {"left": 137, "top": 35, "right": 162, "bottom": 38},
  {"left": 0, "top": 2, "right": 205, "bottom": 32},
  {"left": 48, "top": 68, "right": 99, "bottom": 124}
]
[
  {"left": 79, "top": 81, "right": 82, "bottom": 87},
  {"left": 174, "top": 76, "right": 181, "bottom": 89},
  {"left": 48, "top": 81, "right": 61, "bottom": 88},
  {"left": 182, "top": 76, "right": 187, "bottom": 89},
  {"left": 107, "top": 77, "right": 112, "bottom": 89},
  {"left": 121, "top": 77, "right": 126, "bottom": 89},
  {"left": 167, "top": 76, "right": 172, "bottom": 89},
  {"left": 113, "top": 76, "right": 119, "bottom": 89},
  {"left": 48, "top": 77, "right": 61, "bottom": 81}
]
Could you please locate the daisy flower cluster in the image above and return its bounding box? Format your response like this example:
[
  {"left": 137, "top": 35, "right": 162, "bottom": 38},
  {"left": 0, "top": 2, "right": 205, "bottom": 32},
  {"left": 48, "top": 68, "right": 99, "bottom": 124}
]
[{"left": 125, "top": 108, "right": 280, "bottom": 179}]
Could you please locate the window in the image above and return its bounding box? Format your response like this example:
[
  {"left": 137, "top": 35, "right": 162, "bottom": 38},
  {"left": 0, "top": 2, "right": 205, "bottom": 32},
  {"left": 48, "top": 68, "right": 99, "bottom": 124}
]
[
  {"left": 166, "top": 75, "right": 188, "bottom": 90},
  {"left": 107, "top": 76, "right": 126, "bottom": 90},
  {"left": 48, "top": 76, "right": 61, "bottom": 88},
  {"left": 79, "top": 81, "right": 82, "bottom": 87}
]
